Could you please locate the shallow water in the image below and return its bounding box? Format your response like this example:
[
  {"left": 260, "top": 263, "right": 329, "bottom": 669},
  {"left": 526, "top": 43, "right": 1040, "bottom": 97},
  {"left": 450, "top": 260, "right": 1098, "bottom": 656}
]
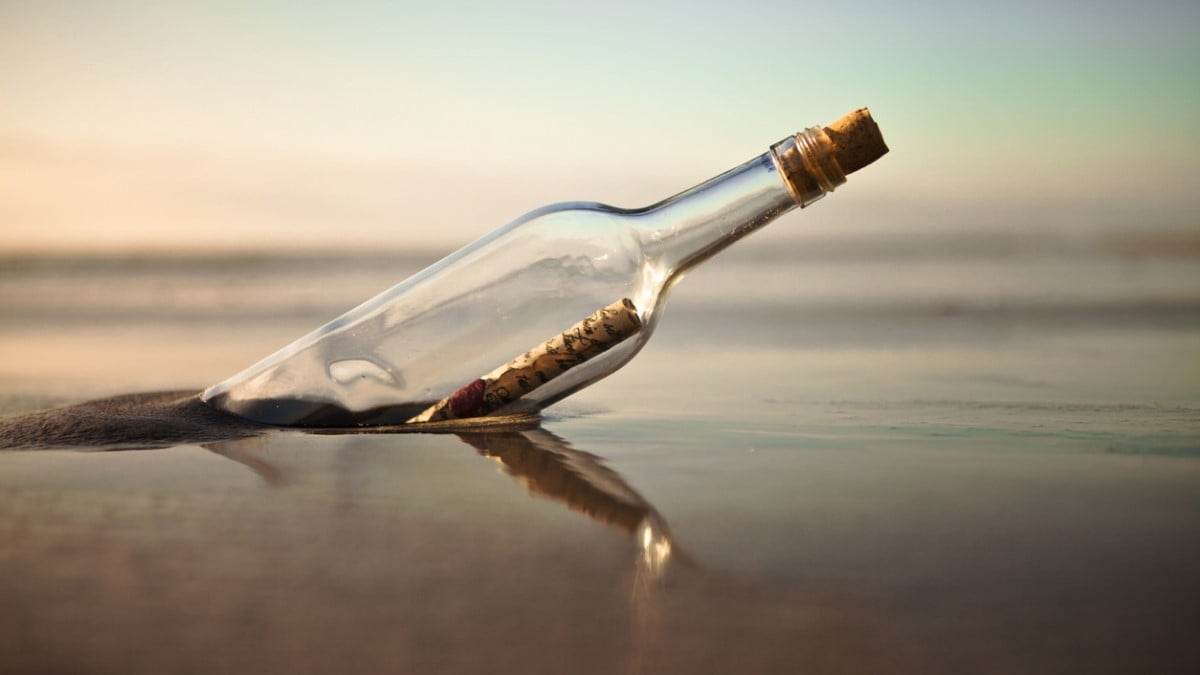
[{"left": 2, "top": 244, "right": 1199, "bottom": 673}]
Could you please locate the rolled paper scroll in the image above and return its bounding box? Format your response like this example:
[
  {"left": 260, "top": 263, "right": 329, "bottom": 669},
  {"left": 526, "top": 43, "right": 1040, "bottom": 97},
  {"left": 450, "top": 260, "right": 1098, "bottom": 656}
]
[{"left": 407, "top": 298, "right": 642, "bottom": 423}]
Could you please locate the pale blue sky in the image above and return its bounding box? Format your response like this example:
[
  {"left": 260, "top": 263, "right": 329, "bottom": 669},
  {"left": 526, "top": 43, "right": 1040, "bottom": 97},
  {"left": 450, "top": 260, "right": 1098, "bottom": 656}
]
[{"left": 2, "top": 0, "right": 1197, "bottom": 252}]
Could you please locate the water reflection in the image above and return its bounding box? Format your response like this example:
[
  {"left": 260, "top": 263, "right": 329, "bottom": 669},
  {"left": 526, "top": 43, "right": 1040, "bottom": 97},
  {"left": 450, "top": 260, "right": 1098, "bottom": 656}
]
[
  {"left": 205, "top": 427, "right": 681, "bottom": 579},
  {"left": 0, "top": 390, "right": 680, "bottom": 578},
  {"left": 457, "top": 429, "right": 678, "bottom": 580}
]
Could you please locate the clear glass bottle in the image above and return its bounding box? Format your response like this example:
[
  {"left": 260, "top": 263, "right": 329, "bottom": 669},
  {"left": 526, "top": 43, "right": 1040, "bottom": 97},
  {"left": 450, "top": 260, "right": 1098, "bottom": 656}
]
[{"left": 203, "top": 109, "right": 887, "bottom": 426}]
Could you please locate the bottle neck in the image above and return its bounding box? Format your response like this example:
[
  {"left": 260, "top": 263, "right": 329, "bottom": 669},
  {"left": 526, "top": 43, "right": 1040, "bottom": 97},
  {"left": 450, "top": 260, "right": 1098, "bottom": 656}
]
[{"left": 634, "top": 126, "right": 846, "bottom": 274}]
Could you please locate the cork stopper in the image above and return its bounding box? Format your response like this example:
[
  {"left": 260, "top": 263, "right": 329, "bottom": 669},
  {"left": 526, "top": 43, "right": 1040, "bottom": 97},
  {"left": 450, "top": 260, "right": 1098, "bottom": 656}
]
[{"left": 823, "top": 108, "right": 888, "bottom": 176}]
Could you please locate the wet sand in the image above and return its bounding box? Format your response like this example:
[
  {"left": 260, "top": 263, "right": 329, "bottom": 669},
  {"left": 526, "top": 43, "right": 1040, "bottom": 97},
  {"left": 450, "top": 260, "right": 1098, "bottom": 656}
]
[
  {"left": 2, "top": 249, "right": 1199, "bottom": 673},
  {"left": 0, "top": 390, "right": 259, "bottom": 449}
]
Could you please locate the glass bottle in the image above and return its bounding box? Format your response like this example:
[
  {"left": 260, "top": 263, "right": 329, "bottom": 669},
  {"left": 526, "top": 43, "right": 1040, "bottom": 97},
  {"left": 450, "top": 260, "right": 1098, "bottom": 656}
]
[{"left": 202, "top": 109, "right": 887, "bottom": 426}]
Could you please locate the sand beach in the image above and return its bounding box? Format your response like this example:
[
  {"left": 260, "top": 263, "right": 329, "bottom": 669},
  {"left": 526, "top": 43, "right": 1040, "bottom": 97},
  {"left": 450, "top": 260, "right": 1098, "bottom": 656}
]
[{"left": 2, "top": 239, "right": 1198, "bottom": 672}]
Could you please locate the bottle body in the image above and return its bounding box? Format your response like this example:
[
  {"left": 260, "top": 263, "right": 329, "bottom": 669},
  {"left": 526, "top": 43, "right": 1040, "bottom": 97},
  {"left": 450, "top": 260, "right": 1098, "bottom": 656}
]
[
  {"left": 205, "top": 200, "right": 663, "bottom": 425},
  {"left": 202, "top": 122, "right": 875, "bottom": 426}
]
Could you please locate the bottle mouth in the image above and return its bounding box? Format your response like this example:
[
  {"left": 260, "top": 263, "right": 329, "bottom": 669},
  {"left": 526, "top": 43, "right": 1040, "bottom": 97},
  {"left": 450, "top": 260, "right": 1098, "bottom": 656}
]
[
  {"left": 796, "top": 126, "right": 848, "bottom": 193},
  {"left": 770, "top": 126, "right": 847, "bottom": 207}
]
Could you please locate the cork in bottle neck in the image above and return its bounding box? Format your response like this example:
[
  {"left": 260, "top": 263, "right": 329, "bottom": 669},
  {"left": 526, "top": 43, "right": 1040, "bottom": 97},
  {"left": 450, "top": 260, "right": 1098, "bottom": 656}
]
[
  {"left": 771, "top": 108, "right": 889, "bottom": 207},
  {"left": 770, "top": 126, "right": 847, "bottom": 208}
]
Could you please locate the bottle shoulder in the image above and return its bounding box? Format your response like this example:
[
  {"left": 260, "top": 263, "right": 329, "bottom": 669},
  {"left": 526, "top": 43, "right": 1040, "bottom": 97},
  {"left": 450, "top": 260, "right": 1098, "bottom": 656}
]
[
  {"left": 512, "top": 199, "right": 639, "bottom": 222},
  {"left": 489, "top": 200, "right": 648, "bottom": 252}
]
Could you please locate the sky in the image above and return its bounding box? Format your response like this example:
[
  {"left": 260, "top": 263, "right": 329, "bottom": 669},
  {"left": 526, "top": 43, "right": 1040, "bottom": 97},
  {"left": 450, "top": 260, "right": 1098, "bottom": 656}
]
[{"left": 2, "top": 0, "right": 1198, "bottom": 254}]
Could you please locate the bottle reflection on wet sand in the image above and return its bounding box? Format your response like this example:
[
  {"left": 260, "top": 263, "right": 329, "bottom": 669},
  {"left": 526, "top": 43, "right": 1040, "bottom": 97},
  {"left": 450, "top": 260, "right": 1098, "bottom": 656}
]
[
  {"left": 457, "top": 429, "right": 678, "bottom": 580},
  {"left": 204, "top": 428, "right": 681, "bottom": 580}
]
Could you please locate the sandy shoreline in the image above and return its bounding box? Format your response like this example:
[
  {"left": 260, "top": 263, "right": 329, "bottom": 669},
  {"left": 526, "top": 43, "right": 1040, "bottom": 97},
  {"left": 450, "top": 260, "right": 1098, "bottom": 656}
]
[{"left": 2, "top": 252, "right": 1198, "bottom": 672}]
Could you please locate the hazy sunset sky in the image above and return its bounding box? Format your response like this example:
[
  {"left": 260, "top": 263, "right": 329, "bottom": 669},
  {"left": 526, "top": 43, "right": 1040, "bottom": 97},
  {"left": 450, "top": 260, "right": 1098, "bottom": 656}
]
[{"left": 2, "top": 0, "right": 1198, "bottom": 253}]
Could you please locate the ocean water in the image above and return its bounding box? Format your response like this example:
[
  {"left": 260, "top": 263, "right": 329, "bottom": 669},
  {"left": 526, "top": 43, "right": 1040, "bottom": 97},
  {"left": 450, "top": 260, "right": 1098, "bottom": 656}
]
[{"left": 2, "top": 237, "right": 1199, "bottom": 672}]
